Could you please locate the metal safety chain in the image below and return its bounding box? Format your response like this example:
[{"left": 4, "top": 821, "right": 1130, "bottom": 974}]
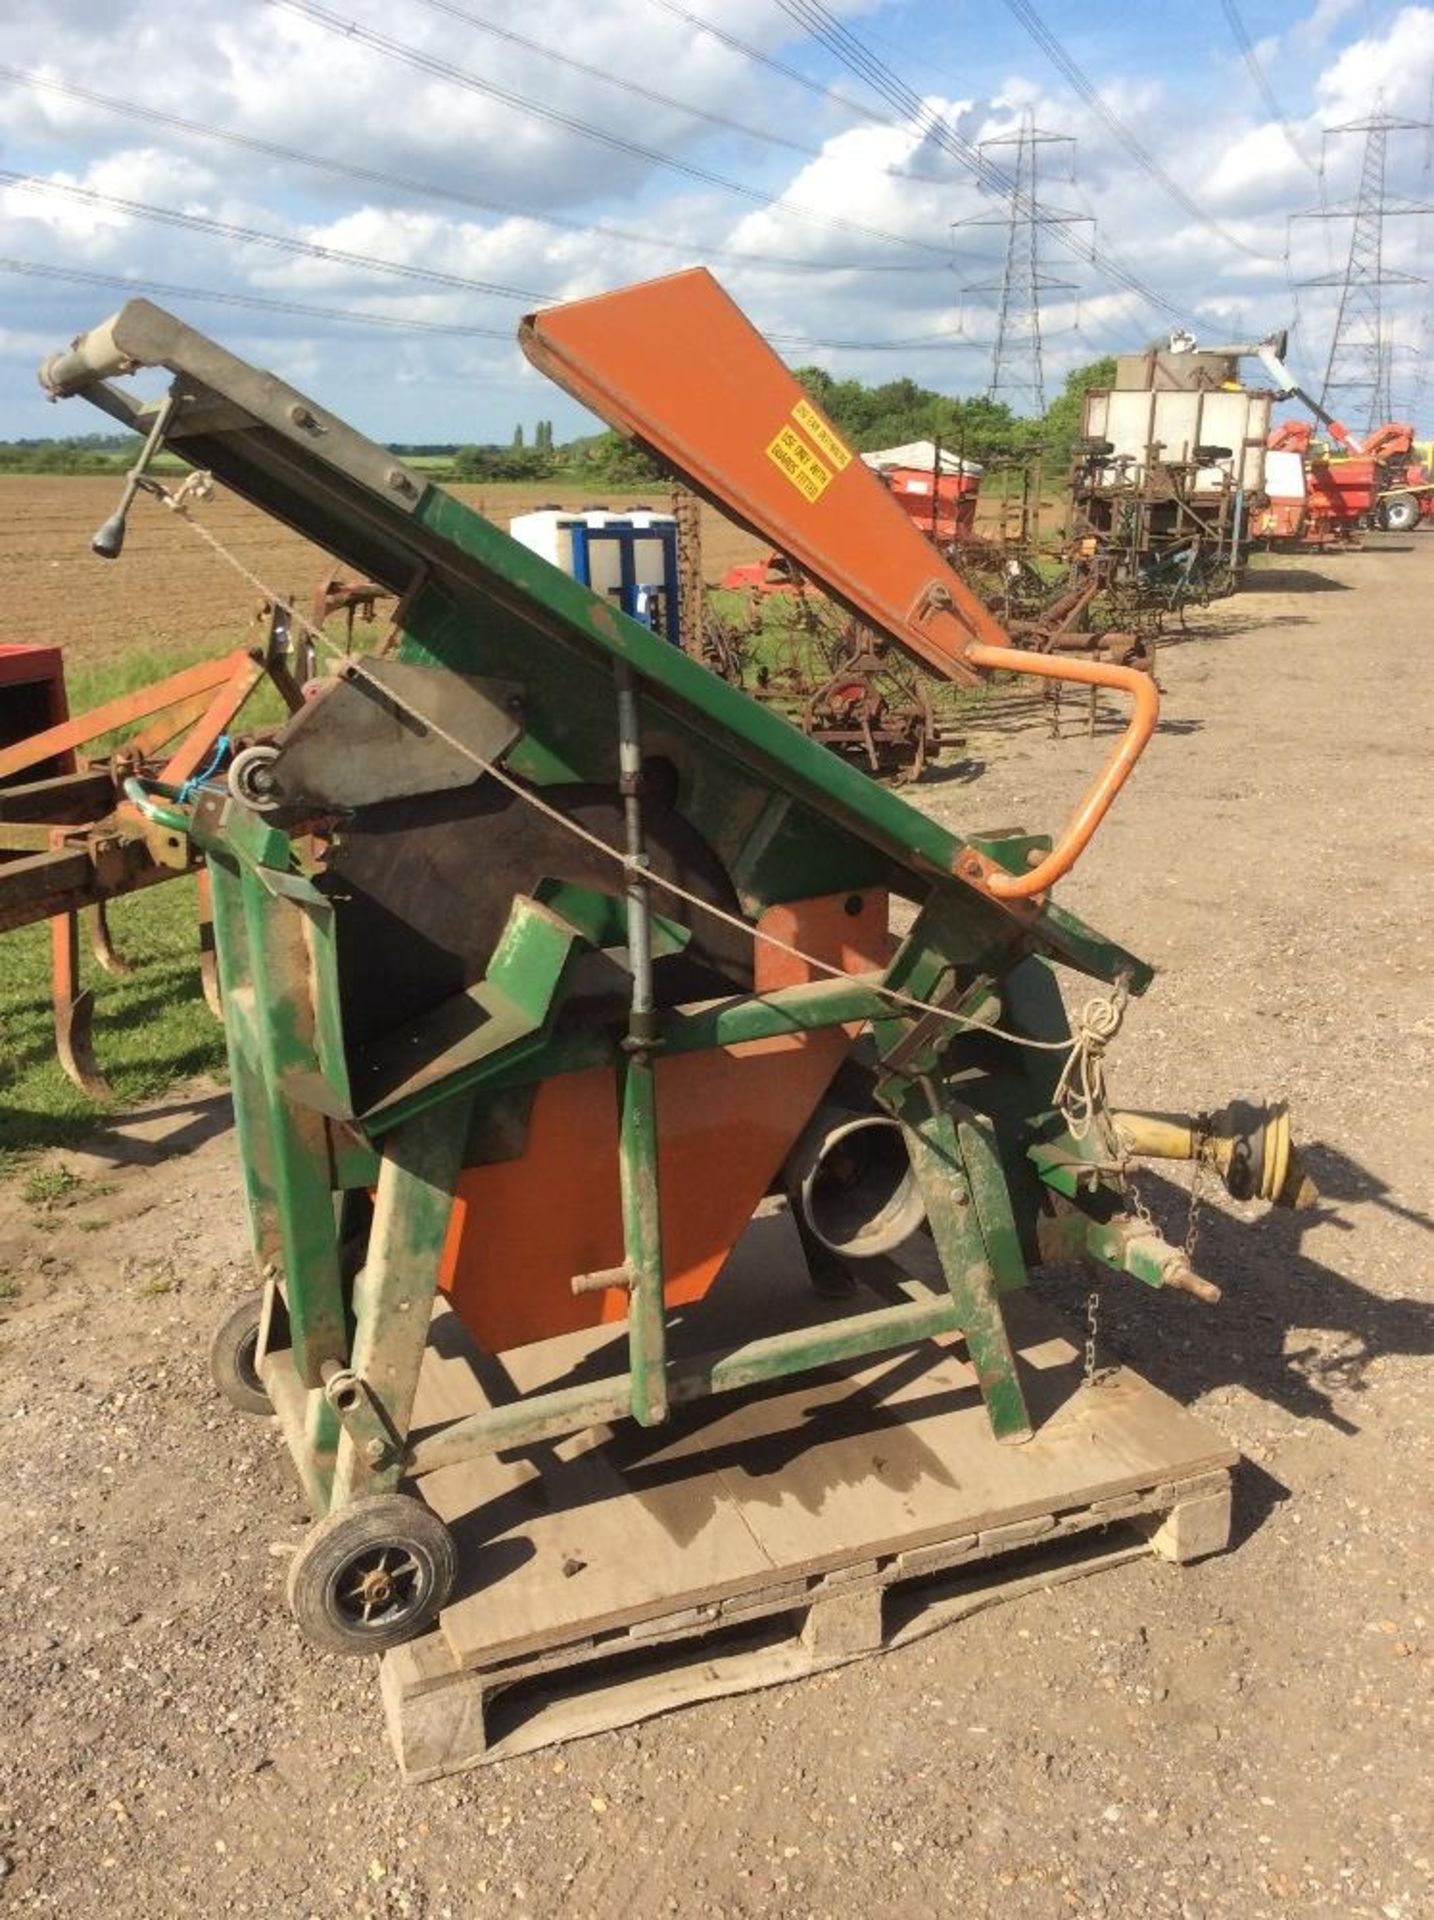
[
  {"left": 1184, "top": 1119, "right": 1213, "bottom": 1271},
  {"left": 1082, "top": 1279, "right": 1104, "bottom": 1388},
  {"left": 1085, "top": 1116, "right": 1213, "bottom": 1389}
]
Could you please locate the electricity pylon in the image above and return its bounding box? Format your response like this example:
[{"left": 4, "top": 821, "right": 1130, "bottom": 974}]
[
  {"left": 1293, "top": 106, "right": 1433, "bottom": 431},
  {"left": 952, "top": 109, "right": 1093, "bottom": 416}
]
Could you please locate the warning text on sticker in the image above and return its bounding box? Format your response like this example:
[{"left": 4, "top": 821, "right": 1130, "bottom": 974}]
[
  {"left": 791, "top": 399, "right": 852, "bottom": 472},
  {"left": 766, "top": 424, "right": 832, "bottom": 503}
]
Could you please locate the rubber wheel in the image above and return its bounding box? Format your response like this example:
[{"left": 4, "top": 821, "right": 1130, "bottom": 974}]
[
  {"left": 209, "top": 1291, "right": 271, "bottom": 1416},
  {"left": 286, "top": 1495, "right": 457, "bottom": 1657},
  {"left": 1378, "top": 496, "right": 1421, "bottom": 533}
]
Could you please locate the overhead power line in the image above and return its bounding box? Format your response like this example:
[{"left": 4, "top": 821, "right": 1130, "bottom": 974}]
[
  {"left": 0, "top": 64, "right": 940, "bottom": 277},
  {"left": 769, "top": 0, "right": 1193, "bottom": 327},
  {"left": 765, "top": 326, "right": 985, "bottom": 352},
  {"left": 1002, "top": 0, "right": 1281, "bottom": 263},
  {"left": 402, "top": 0, "right": 960, "bottom": 190},
  {"left": 405, "top": 0, "right": 816, "bottom": 162},
  {"left": 0, "top": 168, "right": 558, "bottom": 302},
  {"left": 0, "top": 171, "right": 966, "bottom": 363},
  {"left": 647, "top": 0, "right": 891, "bottom": 127},
  {"left": 266, "top": 0, "right": 951, "bottom": 258},
  {"left": 0, "top": 254, "right": 517, "bottom": 339},
  {"left": 0, "top": 251, "right": 982, "bottom": 362},
  {"left": 1218, "top": 0, "right": 1319, "bottom": 176}
]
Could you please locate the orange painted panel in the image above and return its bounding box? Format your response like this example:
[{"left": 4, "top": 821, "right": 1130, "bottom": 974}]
[
  {"left": 520, "top": 270, "right": 1010, "bottom": 682},
  {"left": 438, "top": 892, "right": 892, "bottom": 1355}
]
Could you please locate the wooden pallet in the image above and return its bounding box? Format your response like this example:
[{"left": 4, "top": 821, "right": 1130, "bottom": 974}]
[{"left": 385, "top": 1215, "right": 1236, "bottom": 1780}]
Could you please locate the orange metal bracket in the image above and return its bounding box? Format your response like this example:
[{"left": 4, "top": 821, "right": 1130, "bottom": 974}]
[
  {"left": 157, "top": 653, "right": 269, "bottom": 786},
  {"left": 962, "top": 648, "right": 1159, "bottom": 900}
]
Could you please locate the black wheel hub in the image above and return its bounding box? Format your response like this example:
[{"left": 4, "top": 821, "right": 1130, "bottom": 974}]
[{"left": 331, "top": 1542, "right": 428, "bottom": 1633}]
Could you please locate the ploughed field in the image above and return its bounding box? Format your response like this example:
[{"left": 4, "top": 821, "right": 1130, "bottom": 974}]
[{"left": 0, "top": 475, "right": 767, "bottom": 679}]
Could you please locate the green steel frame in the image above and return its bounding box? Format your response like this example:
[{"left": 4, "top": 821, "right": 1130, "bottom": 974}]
[{"left": 46, "top": 301, "right": 1199, "bottom": 1526}]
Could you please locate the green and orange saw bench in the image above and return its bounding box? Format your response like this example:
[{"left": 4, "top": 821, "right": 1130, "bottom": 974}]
[{"left": 39, "top": 270, "right": 1312, "bottom": 1656}]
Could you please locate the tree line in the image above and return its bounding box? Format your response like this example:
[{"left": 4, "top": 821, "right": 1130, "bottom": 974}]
[
  {"left": 791, "top": 358, "right": 1117, "bottom": 472},
  {"left": 0, "top": 357, "right": 1117, "bottom": 481}
]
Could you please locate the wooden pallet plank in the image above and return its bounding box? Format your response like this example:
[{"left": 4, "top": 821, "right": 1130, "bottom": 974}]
[
  {"left": 382, "top": 1501, "right": 1200, "bottom": 1781},
  {"left": 405, "top": 1217, "right": 1234, "bottom": 1679}
]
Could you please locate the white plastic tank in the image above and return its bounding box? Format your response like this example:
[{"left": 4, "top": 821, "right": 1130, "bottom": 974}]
[{"left": 508, "top": 507, "right": 680, "bottom": 643}]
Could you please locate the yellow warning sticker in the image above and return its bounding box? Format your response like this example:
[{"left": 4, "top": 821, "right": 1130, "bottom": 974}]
[
  {"left": 766, "top": 423, "right": 832, "bottom": 503},
  {"left": 791, "top": 398, "right": 852, "bottom": 472}
]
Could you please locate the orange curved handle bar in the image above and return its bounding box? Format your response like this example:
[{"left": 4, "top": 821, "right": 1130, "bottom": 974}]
[{"left": 964, "top": 645, "right": 1160, "bottom": 901}]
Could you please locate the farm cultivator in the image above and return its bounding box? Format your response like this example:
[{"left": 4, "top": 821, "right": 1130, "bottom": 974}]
[
  {"left": 1066, "top": 337, "right": 1261, "bottom": 623},
  {"left": 700, "top": 581, "right": 943, "bottom": 782},
  {"left": 37, "top": 271, "right": 1312, "bottom": 1681},
  {"left": 0, "top": 631, "right": 285, "bottom": 1094}
]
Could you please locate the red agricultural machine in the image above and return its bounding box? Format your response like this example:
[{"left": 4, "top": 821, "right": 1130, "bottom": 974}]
[
  {"left": 1253, "top": 417, "right": 1431, "bottom": 546},
  {"left": 861, "top": 439, "right": 983, "bottom": 545}
]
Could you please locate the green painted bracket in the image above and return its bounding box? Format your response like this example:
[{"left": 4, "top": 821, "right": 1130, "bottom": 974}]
[
  {"left": 533, "top": 879, "right": 690, "bottom": 960},
  {"left": 357, "top": 894, "right": 594, "bottom": 1135},
  {"left": 1027, "top": 1136, "right": 1117, "bottom": 1202},
  {"left": 966, "top": 829, "right": 1053, "bottom": 875},
  {"left": 1028, "top": 1151, "right": 1185, "bottom": 1294}
]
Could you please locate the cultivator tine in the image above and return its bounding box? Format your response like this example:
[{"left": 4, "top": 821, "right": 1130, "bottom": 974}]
[
  {"left": 86, "top": 900, "right": 131, "bottom": 977},
  {"left": 50, "top": 911, "right": 112, "bottom": 1100},
  {"left": 195, "top": 868, "right": 223, "bottom": 1018}
]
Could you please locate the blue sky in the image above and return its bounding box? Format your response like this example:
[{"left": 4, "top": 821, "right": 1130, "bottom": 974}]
[{"left": 0, "top": 0, "right": 1430, "bottom": 441}]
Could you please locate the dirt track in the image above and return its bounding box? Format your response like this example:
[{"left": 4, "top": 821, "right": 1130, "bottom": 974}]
[{"left": 1, "top": 538, "right": 1431, "bottom": 1916}]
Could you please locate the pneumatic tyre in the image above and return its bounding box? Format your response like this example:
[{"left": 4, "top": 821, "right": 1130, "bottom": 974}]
[
  {"left": 286, "top": 1495, "right": 457, "bottom": 1657},
  {"left": 209, "top": 1291, "right": 271, "bottom": 1416},
  {"left": 1378, "top": 495, "right": 1421, "bottom": 533}
]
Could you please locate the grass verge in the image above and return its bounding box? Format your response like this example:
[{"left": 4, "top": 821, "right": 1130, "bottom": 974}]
[{"left": 0, "top": 876, "right": 228, "bottom": 1171}]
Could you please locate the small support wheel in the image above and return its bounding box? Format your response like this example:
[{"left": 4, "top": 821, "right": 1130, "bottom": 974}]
[
  {"left": 227, "top": 743, "right": 282, "bottom": 812},
  {"left": 209, "top": 1290, "right": 270, "bottom": 1416},
  {"left": 286, "top": 1495, "right": 457, "bottom": 1657}
]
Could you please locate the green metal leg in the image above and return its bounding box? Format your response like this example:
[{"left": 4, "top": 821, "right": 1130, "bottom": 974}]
[
  {"left": 207, "top": 860, "right": 282, "bottom": 1271},
  {"left": 305, "top": 1385, "right": 341, "bottom": 1472},
  {"left": 954, "top": 1109, "right": 1033, "bottom": 1298},
  {"left": 330, "top": 1101, "right": 472, "bottom": 1507},
  {"left": 898, "top": 1102, "right": 1033, "bottom": 1444},
  {"left": 240, "top": 868, "right": 346, "bottom": 1385},
  {"left": 267, "top": 1097, "right": 345, "bottom": 1384},
  {"left": 621, "top": 1053, "right": 669, "bottom": 1428}
]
